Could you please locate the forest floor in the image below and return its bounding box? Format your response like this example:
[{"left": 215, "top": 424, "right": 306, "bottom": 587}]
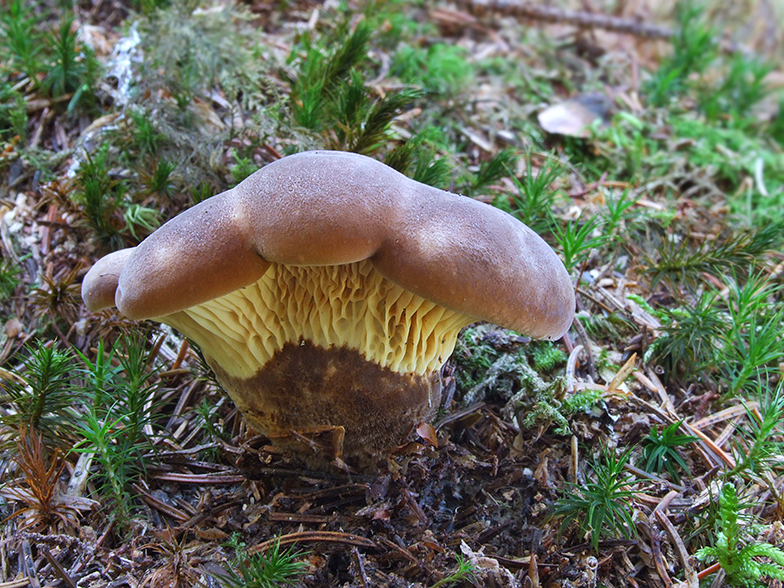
[{"left": 1, "top": 0, "right": 784, "bottom": 587}]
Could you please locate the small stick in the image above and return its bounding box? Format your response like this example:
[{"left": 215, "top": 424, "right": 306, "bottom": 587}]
[
  {"left": 151, "top": 472, "right": 246, "bottom": 484},
  {"left": 697, "top": 562, "right": 721, "bottom": 581},
  {"left": 132, "top": 484, "right": 190, "bottom": 523},
  {"left": 691, "top": 403, "right": 758, "bottom": 429},
  {"left": 653, "top": 490, "right": 680, "bottom": 518},
  {"left": 565, "top": 344, "right": 584, "bottom": 393},
  {"left": 571, "top": 316, "right": 596, "bottom": 379},
  {"left": 680, "top": 422, "right": 735, "bottom": 469},
  {"left": 39, "top": 548, "right": 77, "bottom": 588},
  {"left": 400, "top": 487, "right": 428, "bottom": 524},
  {"left": 527, "top": 552, "right": 539, "bottom": 588},
  {"left": 625, "top": 464, "right": 686, "bottom": 493},
  {"left": 649, "top": 527, "right": 671, "bottom": 587},
  {"left": 607, "top": 353, "right": 637, "bottom": 393},
  {"left": 249, "top": 531, "right": 377, "bottom": 554},
  {"left": 570, "top": 435, "right": 580, "bottom": 485},
  {"left": 351, "top": 547, "right": 370, "bottom": 588},
  {"left": 456, "top": 0, "right": 749, "bottom": 55},
  {"left": 0, "top": 581, "right": 31, "bottom": 588},
  {"left": 19, "top": 541, "right": 40, "bottom": 588},
  {"left": 458, "top": 0, "right": 674, "bottom": 38},
  {"left": 655, "top": 510, "right": 699, "bottom": 588},
  {"left": 170, "top": 338, "right": 190, "bottom": 371}
]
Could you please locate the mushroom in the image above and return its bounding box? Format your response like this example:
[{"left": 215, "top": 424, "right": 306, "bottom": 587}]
[{"left": 82, "top": 151, "right": 574, "bottom": 469}]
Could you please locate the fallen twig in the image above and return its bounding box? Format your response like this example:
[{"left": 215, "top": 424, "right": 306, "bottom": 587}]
[
  {"left": 150, "top": 472, "right": 246, "bottom": 484},
  {"left": 132, "top": 483, "right": 190, "bottom": 523},
  {"left": 39, "top": 547, "right": 77, "bottom": 588},
  {"left": 249, "top": 531, "right": 377, "bottom": 554},
  {"left": 457, "top": 0, "right": 674, "bottom": 38},
  {"left": 655, "top": 510, "right": 700, "bottom": 588}
]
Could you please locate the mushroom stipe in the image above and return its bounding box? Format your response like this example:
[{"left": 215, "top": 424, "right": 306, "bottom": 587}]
[
  {"left": 216, "top": 340, "right": 441, "bottom": 466},
  {"left": 82, "top": 150, "right": 575, "bottom": 470}
]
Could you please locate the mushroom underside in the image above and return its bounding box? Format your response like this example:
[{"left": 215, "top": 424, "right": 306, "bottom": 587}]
[{"left": 162, "top": 259, "right": 475, "bottom": 466}]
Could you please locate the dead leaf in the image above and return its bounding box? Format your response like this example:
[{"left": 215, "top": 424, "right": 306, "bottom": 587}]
[
  {"left": 538, "top": 93, "right": 614, "bottom": 137},
  {"left": 416, "top": 422, "right": 438, "bottom": 448}
]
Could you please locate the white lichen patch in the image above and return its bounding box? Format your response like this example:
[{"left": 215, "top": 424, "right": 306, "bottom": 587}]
[{"left": 162, "top": 259, "right": 474, "bottom": 379}]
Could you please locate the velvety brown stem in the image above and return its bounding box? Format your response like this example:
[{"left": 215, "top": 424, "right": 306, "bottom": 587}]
[{"left": 212, "top": 340, "right": 442, "bottom": 469}]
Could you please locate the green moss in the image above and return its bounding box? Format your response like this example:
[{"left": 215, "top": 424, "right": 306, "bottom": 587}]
[
  {"left": 532, "top": 342, "right": 568, "bottom": 373},
  {"left": 391, "top": 43, "right": 472, "bottom": 94}
]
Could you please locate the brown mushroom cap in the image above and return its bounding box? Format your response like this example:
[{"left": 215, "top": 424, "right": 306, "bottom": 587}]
[
  {"left": 84, "top": 150, "right": 574, "bottom": 339},
  {"left": 81, "top": 247, "right": 134, "bottom": 312},
  {"left": 82, "top": 151, "right": 575, "bottom": 466}
]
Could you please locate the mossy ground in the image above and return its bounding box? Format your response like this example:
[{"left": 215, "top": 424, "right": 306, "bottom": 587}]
[{"left": 1, "top": 1, "right": 783, "bottom": 587}]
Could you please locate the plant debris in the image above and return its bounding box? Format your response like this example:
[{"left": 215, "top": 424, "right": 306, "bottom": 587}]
[{"left": 1, "top": 0, "right": 783, "bottom": 587}]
